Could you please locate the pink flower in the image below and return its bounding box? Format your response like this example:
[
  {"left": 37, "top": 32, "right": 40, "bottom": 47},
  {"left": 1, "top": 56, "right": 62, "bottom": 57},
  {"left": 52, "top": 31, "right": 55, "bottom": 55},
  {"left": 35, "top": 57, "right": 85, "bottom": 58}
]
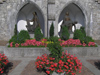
[
  {"left": 88, "top": 42, "right": 95, "bottom": 46},
  {"left": 15, "top": 43, "right": 19, "bottom": 47},
  {"left": 82, "top": 43, "right": 86, "bottom": 47},
  {"left": 21, "top": 43, "right": 24, "bottom": 46},
  {"left": 10, "top": 42, "right": 13, "bottom": 47}
]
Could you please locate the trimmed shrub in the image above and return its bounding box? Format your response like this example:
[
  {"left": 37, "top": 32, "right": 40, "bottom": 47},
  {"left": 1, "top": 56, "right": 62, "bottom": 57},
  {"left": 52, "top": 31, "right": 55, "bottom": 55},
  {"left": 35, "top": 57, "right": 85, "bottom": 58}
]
[
  {"left": 17, "top": 30, "right": 30, "bottom": 43},
  {"left": 9, "top": 35, "right": 17, "bottom": 43},
  {"left": 49, "top": 22, "right": 54, "bottom": 37},
  {"left": 34, "top": 27, "right": 43, "bottom": 41},
  {"left": 48, "top": 36, "right": 59, "bottom": 42},
  {"left": 80, "top": 27, "right": 86, "bottom": 37},
  {"left": 60, "top": 26, "right": 70, "bottom": 40},
  {"left": 9, "top": 30, "right": 30, "bottom": 43},
  {"left": 14, "top": 24, "right": 17, "bottom": 36},
  {"left": 84, "top": 36, "right": 94, "bottom": 44},
  {"left": 73, "top": 29, "right": 84, "bottom": 42}
]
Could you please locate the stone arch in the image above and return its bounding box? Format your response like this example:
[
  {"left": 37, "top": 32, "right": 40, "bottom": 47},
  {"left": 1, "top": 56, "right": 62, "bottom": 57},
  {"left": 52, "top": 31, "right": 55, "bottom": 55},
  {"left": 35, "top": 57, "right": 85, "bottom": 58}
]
[
  {"left": 17, "top": 3, "right": 45, "bottom": 38},
  {"left": 8, "top": 1, "right": 46, "bottom": 38},
  {"left": 56, "top": 1, "right": 88, "bottom": 37}
]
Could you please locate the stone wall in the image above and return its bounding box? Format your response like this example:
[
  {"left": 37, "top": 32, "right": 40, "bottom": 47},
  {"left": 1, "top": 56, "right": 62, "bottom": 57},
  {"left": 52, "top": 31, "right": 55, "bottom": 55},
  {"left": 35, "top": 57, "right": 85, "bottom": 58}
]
[{"left": 0, "top": 0, "right": 100, "bottom": 41}]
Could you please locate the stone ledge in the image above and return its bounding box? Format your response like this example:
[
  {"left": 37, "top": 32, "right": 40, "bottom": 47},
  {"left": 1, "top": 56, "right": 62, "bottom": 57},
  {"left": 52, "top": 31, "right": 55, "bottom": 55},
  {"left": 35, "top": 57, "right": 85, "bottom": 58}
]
[{"left": 2, "top": 46, "right": 100, "bottom": 57}]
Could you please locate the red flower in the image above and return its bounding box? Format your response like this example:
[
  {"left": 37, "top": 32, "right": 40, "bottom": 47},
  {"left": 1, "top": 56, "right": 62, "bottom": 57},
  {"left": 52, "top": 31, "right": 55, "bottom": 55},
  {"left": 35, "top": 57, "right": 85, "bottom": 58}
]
[
  {"left": 61, "top": 56, "right": 64, "bottom": 59},
  {"left": 46, "top": 71, "right": 50, "bottom": 74},
  {"left": 54, "top": 63, "right": 57, "bottom": 67},
  {"left": 67, "top": 59, "right": 70, "bottom": 62},
  {"left": 1, "top": 71, "right": 3, "bottom": 73},
  {"left": 35, "top": 52, "right": 82, "bottom": 75},
  {"left": 51, "top": 65, "right": 54, "bottom": 67},
  {"left": 79, "top": 70, "right": 81, "bottom": 73}
]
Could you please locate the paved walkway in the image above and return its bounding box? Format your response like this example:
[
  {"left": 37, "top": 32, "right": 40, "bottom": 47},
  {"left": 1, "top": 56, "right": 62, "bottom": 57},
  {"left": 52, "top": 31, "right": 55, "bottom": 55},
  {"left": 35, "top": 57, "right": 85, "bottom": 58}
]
[{"left": 8, "top": 56, "right": 100, "bottom": 75}]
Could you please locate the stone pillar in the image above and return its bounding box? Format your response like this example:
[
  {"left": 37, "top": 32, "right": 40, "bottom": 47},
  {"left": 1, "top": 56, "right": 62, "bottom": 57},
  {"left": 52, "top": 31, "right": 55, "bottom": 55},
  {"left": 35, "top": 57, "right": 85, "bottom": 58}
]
[{"left": 47, "top": 0, "right": 56, "bottom": 37}]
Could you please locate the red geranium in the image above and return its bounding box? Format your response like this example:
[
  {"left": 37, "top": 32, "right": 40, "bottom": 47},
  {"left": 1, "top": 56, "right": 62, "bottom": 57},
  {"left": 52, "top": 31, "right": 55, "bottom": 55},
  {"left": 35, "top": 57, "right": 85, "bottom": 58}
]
[
  {"left": 0, "top": 53, "right": 9, "bottom": 74},
  {"left": 35, "top": 51, "right": 82, "bottom": 75}
]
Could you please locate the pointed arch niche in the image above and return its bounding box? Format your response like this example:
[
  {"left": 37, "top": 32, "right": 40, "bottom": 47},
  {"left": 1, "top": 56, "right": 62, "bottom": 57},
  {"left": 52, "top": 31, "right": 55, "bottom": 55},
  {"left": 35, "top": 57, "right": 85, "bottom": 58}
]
[
  {"left": 17, "top": 3, "right": 45, "bottom": 37},
  {"left": 58, "top": 3, "right": 85, "bottom": 36}
]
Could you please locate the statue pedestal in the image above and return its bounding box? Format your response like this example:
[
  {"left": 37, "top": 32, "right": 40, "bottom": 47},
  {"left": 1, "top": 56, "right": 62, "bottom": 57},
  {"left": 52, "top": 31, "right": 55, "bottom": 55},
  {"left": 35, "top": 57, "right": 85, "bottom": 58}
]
[
  {"left": 69, "top": 33, "right": 74, "bottom": 38},
  {"left": 29, "top": 34, "right": 34, "bottom": 39}
]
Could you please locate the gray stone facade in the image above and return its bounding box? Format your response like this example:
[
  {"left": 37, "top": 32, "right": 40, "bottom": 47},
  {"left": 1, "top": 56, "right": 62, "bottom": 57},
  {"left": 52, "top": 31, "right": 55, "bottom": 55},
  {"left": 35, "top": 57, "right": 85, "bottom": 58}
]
[{"left": 0, "top": 0, "right": 100, "bottom": 41}]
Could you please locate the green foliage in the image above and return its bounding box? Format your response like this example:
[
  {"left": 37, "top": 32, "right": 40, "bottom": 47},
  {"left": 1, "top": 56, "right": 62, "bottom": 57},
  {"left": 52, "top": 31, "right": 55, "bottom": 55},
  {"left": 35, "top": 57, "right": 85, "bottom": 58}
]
[
  {"left": 14, "top": 24, "right": 17, "bottom": 35},
  {"left": 73, "top": 28, "right": 94, "bottom": 44},
  {"left": 47, "top": 42, "right": 63, "bottom": 59},
  {"left": 49, "top": 22, "right": 54, "bottom": 37},
  {"left": 73, "top": 29, "right": 84, "bottom": 42},
  {"left": 18, "top": 30, "right": 30, "bottom": 43},
  {"left": 60, "top": 26, "right": 70, "bottom": 40},
  {"left": 34, "top": 27, "right": 43, "bottom": 41},
  {"left": 9, "top": 35, "right": 17, "bottom": 43},
  {"left": 84, "top": 36, "right": 94, "bottom": 44},
  {"left": 48, "top": 36, "right": 59, "bottom": 42},
  {"left": 9, "top": 30, "right": 30, "bottom": 43},
  {"left": 80, "top": 27, "right": 86, "bottom": 37}
]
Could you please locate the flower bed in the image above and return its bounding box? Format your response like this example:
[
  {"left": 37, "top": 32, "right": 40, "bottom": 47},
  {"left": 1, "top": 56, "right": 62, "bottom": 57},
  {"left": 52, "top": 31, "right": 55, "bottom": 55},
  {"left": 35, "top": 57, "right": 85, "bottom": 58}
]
[
  {"left": 35, "top": 51, "right": 82, "bottom": 75},
  {"left": 0, "top": 53, "right": 9, "bottom": 74},
  {"left": 8, "top": 38, "right": 97, "bottom": 47}
]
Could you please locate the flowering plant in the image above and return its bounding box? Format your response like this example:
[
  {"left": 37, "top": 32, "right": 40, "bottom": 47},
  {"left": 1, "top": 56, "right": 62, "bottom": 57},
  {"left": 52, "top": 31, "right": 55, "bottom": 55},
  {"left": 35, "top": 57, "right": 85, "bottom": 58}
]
[
  {"left": 59, "top": 39, "right": 96, "bottom": 47},
  {"left": 9, "top": 39, "right": 48, "bottom": 47},
  {"left": 0, "top": 53, "right": 9, "bottom": 74},
  {"left": 35, "top": 51, "right": 82, "bottom": 75},
  {"left": 9, "top": 38, "right": 97, "bottom": 47}
]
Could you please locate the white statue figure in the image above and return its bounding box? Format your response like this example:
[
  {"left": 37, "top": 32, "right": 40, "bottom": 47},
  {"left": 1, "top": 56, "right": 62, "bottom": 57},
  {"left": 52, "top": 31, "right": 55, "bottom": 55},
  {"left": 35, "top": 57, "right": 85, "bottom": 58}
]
[
  {"left": 75, "top": 21, "right": 82, "bottom": 30},
  {"left": 17, "top": 20, "right": 27, "bottom": 32},
  {"left": 72, "top": 21, "right": 82, "bottom": 32},
  {"left": 29, "top": 21, "right": 34, "bottom": 25},
  {"left": 72, "top": 25, "right": 75, "bottom": 32},
  {"left": 58, "top": 20, "right": 63, "bottom": 37}
]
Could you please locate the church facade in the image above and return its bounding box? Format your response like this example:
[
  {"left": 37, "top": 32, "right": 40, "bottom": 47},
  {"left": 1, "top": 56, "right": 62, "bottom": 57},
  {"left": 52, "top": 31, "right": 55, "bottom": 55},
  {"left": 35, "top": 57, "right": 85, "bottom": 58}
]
[{"left": 0, "top": 0, "right": 100, "bottom": 41}]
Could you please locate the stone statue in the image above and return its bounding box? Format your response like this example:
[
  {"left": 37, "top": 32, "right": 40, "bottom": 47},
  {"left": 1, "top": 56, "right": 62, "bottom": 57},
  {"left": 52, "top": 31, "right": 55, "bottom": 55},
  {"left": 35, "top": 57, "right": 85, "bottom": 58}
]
[
  {"left": 61, "top": 12, "right": 73, "bottom": 33},
  {"left": 26, "top": 12, "right": 40, "bottom": 33}
]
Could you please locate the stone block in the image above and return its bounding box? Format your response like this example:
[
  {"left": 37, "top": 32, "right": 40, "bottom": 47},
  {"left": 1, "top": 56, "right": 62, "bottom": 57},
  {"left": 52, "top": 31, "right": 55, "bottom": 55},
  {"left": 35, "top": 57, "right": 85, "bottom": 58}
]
[
  {"left": 48, "top": 0, "right": 55, "bottom": 4},
  {"left": 48, "top": 4, "right": 55, "bottom": 20}
]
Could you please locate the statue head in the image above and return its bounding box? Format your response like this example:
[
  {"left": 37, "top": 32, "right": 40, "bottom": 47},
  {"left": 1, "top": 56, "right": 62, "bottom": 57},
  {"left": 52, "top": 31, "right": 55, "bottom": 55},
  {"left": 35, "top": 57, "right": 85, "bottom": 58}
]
[
  {"left": 66, "top": 12, "right": 69, "bottom": 16},
  {"left": 33, "top": 12, "right": 37, "bottom": 15}
]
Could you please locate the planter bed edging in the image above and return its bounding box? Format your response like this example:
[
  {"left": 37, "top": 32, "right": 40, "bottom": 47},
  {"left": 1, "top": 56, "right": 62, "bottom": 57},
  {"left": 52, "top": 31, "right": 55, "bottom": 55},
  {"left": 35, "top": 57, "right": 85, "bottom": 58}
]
[{"left": 3, "top": 46, "right": 100, "bottom": 57}]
